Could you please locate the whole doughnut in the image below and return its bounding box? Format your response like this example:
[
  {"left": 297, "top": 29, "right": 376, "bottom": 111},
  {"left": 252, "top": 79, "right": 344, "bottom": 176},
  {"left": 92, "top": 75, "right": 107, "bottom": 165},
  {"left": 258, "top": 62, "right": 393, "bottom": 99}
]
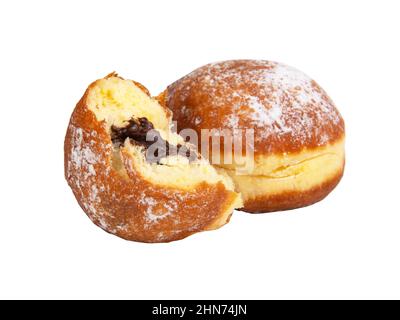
[{"left": 161, "top": 60, "right": 345, "bottom": 212}]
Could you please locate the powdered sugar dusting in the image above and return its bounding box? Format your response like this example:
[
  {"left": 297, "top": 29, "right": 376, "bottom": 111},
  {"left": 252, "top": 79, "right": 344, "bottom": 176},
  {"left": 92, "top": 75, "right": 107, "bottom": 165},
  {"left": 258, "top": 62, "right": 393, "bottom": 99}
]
[
  {"left": 67, "top": 125, "right": 109, "bottom": 229},
  {"left": 139, "top": 194, "right": 177, "bottom": 226},
  {"left": 167, "top": 60, "right": 344, "bottom": 152},
  {"left": 69, "top": 127, "right": 100, "bottom": 175}
]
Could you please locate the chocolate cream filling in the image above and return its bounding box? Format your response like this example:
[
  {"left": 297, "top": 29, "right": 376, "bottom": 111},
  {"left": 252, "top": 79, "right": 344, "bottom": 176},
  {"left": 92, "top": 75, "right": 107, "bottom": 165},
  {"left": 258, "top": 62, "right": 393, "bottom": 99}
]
[{"left": 111, "top": 117, "right": 197, "bottom": 164}]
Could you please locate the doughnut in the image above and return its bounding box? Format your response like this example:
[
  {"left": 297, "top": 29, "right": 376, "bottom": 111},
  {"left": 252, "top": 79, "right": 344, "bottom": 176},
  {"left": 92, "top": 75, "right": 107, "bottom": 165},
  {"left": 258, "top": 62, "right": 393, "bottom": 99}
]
[
  {"left": 64, "top": 73, "right": 242, "bottom": 242},
  {"left": 160, "top": 60, "right": 345, "bottom": 213}
]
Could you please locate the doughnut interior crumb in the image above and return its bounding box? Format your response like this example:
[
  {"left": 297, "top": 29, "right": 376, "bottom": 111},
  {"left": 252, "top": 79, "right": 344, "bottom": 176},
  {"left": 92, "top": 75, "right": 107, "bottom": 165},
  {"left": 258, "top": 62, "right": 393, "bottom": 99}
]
[
  {"left": 86, "top": 76, "right": 240, "bottom": 195},
  {"left": 87, "top": 76, "right": 170, "bottom": 130}
]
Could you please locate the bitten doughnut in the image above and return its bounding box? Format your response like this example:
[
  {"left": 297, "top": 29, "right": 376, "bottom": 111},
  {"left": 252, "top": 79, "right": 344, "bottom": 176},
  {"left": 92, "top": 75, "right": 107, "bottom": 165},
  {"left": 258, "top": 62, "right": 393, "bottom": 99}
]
[
  {"left": 64, "top": 73, "right": 242, "bottom": 242},
  {"left": 160, "top": 60, "right": 345, "bottom": 213}
]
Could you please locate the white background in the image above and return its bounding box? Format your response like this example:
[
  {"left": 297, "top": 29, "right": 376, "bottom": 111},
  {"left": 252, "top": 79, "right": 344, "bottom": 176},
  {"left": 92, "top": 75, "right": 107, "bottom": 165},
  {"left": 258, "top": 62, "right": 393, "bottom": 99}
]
[{"left": 0, "top": 0, "right": 399, "bottom": 300}]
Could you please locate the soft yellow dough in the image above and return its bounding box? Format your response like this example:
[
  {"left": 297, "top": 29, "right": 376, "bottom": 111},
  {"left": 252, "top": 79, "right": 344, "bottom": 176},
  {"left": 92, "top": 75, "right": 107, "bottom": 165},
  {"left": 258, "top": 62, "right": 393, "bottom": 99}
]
[{"left": 216, "top": 139, "right": 345, "bottom": 201}]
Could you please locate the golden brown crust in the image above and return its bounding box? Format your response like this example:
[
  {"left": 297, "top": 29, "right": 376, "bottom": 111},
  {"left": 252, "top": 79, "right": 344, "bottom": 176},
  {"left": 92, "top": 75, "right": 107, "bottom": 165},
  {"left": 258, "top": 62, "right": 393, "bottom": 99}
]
[
  {"left": 163, "top": 60, "right": 345, "bottom": 155},
  {"left": 241, "top": 164, "right": 344, "bottom": 213},
  {"left": 64, "top": 76, "right": 239, "bottom": 243}
]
